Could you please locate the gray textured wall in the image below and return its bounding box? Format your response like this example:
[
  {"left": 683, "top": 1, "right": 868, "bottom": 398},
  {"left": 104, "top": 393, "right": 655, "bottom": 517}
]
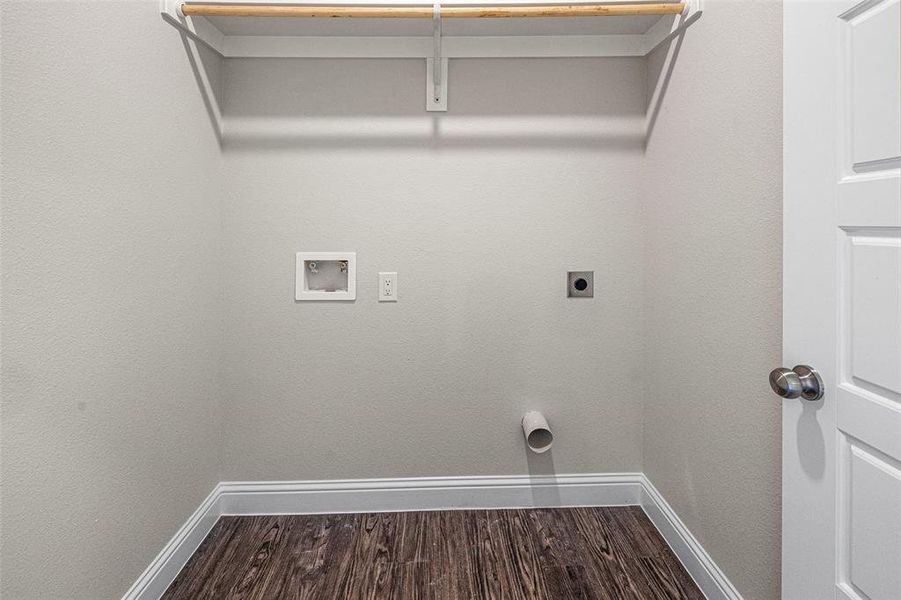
[
  {"left": 218, "top": 57, "right": 649, "bottom": 480},
  {"left": 0, "top": 2, "right": 224, "bottom": 598},
  {"left": 1, "top": 2, "right": 785, "bottom": 598},
  {"left": 642, "top": 2, "right": 783, "bottom": 599}
]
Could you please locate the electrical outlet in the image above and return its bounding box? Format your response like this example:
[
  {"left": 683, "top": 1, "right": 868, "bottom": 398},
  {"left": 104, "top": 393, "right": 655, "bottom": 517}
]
[
  {"left": 567, "top": 271, "right": 593, "bottom": 298},
  {"left": 378, "top": 272, "right": 397, "bottom": 302}
]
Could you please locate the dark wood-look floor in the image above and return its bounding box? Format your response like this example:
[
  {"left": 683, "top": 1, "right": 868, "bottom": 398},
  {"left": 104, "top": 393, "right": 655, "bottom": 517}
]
[{"left": 162, "top": 507, "right": 704, "bottom": 600}]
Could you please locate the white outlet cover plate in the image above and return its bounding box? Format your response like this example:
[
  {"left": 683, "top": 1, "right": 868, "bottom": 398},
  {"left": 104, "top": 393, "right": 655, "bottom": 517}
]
[
  {"left": 296, "top": 252, "right": 356, "bottom": 301},
  {"left": 378, "top": 272, "right": 397, "bottom": 302}
]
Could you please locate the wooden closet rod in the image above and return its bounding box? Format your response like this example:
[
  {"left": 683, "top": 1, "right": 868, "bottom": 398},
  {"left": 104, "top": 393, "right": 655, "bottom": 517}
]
[{"left": 180, "top": 2, "right": 686, "bottom": 18}]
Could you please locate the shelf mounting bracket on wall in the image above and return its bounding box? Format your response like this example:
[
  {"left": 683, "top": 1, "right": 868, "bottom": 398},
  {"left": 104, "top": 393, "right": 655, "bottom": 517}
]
[{"left": 427, "top": 1, "right": 448, "bottom": 111}]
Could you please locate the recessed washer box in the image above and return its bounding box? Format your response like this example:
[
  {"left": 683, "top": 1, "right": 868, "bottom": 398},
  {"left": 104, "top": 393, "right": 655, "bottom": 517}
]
[{"left": 295, "top": 252, "right": 356, "bottom": 301}]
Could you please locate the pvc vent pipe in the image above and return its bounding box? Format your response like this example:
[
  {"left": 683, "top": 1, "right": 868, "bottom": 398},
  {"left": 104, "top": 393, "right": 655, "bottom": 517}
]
[{"left": 522, "top": 411, "right": 553, "bottom": 453}]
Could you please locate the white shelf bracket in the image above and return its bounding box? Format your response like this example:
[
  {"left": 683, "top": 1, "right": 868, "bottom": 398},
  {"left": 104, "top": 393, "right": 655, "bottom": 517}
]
[
  {"left": 426, "top": 1, "right": 448, "bottom": 112},
  {"left": 160, "top": 0, "right": 226, "bottom": 55},
  {"left": 642, "top": 0, "right": 703, "bottom": 55}
]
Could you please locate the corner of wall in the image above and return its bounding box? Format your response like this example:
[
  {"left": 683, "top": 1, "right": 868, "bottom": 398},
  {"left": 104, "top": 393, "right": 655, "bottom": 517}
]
[{"left": 638, "top": 2, "right": 784, "bottom": 599}]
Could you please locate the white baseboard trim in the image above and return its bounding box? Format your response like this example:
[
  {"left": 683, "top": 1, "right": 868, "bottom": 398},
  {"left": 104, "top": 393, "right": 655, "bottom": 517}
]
[
  {"left": 217, "top": 473, "right": 644, "bottom": 515},
  {"left": 124, "top": 472, "right": 741, "bottom": 600},
  {"left": 639, "top": 476, "right": 743, "bottom": 600},
  {"left": 121, "top": 485, "right": 222, "bottom": 600}
]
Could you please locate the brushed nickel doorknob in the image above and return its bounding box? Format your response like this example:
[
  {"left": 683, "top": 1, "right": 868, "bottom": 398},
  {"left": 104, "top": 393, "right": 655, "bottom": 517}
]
[{"left": 769, "top": 365, "right": 824, "bottom": 401}]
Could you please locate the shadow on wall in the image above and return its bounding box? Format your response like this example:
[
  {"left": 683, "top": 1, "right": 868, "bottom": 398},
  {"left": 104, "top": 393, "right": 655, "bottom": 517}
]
[
  {"left": 527, "top": 449, "right": 562, "bottom": 506},
  {"left": 175, "top": 31, "right": 687, "bottom": 151},
  {"left": 645, "top": 25, "right": 685, "bottom": 146}
]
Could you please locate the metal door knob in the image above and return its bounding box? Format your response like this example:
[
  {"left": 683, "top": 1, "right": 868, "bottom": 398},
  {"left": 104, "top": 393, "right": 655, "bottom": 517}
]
[{"left": 769, "top": 365, "right": 824, "bottom": 401}]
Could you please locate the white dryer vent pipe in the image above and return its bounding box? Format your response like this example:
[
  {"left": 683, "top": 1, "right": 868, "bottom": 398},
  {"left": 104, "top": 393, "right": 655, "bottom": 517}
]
[{"left": 522, "top": 411, "right": 553, "bottom": 453}]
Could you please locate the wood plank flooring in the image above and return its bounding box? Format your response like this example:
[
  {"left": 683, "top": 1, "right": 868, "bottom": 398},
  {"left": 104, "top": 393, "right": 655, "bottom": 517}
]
[{"left": 161, "top": 507, "right": 704, "bottom": 600}]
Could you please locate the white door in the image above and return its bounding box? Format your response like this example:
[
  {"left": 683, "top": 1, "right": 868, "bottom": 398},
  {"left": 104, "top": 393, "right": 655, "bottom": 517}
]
[{"left": 783, "top": 0, "right": 901, "bottom": 599}]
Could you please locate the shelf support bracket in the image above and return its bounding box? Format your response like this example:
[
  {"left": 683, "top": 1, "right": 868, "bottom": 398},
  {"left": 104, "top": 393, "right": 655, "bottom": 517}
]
[{"left": 426, "top": 1, "right": 448, "bottom": 111}]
